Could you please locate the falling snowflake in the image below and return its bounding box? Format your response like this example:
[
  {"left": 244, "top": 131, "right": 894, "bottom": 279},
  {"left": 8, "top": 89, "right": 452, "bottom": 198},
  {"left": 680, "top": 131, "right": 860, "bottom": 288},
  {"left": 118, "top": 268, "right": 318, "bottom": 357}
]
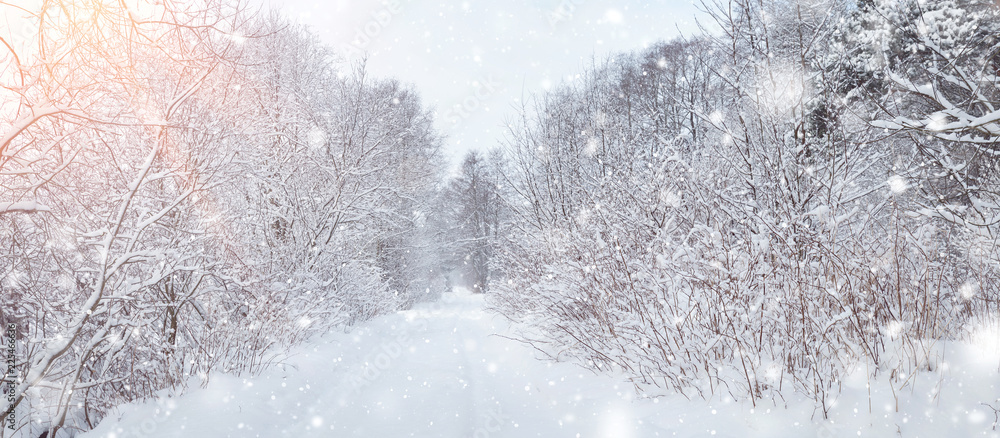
[
  {"left": 307, "top": 127, "right": 326, "bottom": 151},
  {"left": 925, "top": 113, "right": 948, "bottom": 132},
  {"left": 603, "top": 9, "right": 624, "bottom": 24},
  {"left": 959, "top": 282, "right": 978, "bottom": 301},
  {"left": 659, "top": 189, "right": 681, "bottom": 208},
  {"left": 887, "top": 175, "right": 908, "bottom": 194},
  {"left": 709, "top": 110, "right": 724, "bottom": 125},
  {"left": 885, "top": 320, "right": 904, "bottom": 339}
]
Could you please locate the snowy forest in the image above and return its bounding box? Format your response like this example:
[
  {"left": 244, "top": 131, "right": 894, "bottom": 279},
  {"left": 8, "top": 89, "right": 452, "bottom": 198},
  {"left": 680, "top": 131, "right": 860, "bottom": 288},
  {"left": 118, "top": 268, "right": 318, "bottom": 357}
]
[{"left": 2, "top": 0, "right": 1000, "bottom": 436}]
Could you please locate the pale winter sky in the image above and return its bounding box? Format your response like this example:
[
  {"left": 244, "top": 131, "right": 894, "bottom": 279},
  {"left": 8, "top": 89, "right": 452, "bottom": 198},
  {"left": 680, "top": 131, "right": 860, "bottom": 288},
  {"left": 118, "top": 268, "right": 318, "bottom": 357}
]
[
  {"left": 257, "top": 0, "right": 708, "bottom": 171},
  {"left": 0, "top": 1, "right": 707, "bottom": 169}
]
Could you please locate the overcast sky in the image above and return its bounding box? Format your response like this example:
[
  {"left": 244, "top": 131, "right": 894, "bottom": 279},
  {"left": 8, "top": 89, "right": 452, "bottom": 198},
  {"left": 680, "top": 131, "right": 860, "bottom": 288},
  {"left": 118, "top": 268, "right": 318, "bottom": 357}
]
[{"left": 259, "top": 0, "right": 707, "bottom": 170}]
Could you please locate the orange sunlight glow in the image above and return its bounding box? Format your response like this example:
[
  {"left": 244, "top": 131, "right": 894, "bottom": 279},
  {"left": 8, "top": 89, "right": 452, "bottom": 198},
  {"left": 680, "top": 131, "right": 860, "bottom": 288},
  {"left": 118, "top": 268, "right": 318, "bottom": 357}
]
[{"left": 1, "top": 0, "right": 245, "bottom": 239}]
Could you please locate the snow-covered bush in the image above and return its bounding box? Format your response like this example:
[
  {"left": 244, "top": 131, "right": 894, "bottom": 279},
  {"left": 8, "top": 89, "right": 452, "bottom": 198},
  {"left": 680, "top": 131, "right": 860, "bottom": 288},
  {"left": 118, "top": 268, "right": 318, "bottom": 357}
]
[{"left": 490, "top": 0, "right": 1000, "bottom": 418}]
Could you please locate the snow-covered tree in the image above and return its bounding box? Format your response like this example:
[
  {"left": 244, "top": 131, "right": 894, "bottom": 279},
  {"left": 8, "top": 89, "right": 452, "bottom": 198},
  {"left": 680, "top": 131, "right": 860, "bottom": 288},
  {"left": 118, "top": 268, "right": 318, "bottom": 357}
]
[
  {"left": 439, "top": 151, "right": 504, "bottom": 292},
  {"left": 0, "top": 3, "right": 445, "bottom": 435},
  {"left": 849, "top": 0, "right": 1000, "bottom": 248}
]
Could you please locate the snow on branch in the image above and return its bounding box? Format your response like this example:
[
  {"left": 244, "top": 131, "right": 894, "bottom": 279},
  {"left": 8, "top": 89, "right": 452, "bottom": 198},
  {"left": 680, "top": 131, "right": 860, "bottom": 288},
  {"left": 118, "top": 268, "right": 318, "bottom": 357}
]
[{"left": 0, "top": 200, "right": 52, "bottom": 215}]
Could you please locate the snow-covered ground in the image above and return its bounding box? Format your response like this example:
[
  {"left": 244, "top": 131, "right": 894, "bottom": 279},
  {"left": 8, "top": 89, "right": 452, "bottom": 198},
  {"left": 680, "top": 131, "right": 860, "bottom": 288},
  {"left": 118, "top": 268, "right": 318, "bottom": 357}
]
[{"left": 81, "top": 289, "right": 1000, "bottom": 438}]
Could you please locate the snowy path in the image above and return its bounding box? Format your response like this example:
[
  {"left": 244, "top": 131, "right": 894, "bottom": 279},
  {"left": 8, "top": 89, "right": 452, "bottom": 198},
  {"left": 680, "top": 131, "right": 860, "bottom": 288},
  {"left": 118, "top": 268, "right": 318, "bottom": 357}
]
[
  {"left": 84, "top": 289, "right": 681, "bottom": 437},
  {"left": 81, "top": 289, "right": 1000, "bottom": 438}
]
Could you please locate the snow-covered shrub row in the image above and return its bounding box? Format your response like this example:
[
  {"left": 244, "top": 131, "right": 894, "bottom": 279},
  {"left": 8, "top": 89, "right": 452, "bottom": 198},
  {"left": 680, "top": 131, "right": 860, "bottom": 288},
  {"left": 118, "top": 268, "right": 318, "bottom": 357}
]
[
  {"left": 0, "top": 3, "right": 443, "bottom": 435},
  {"left": 490, "top": 0, "right": 1000, "bottom": 418}
]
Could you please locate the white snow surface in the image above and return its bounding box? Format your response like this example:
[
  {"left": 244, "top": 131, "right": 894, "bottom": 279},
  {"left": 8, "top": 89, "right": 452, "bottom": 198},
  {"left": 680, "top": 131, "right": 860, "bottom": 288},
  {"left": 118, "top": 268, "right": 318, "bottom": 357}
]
[{"left": 81, "top": 289, "right": 1000, "bottom": 438}]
